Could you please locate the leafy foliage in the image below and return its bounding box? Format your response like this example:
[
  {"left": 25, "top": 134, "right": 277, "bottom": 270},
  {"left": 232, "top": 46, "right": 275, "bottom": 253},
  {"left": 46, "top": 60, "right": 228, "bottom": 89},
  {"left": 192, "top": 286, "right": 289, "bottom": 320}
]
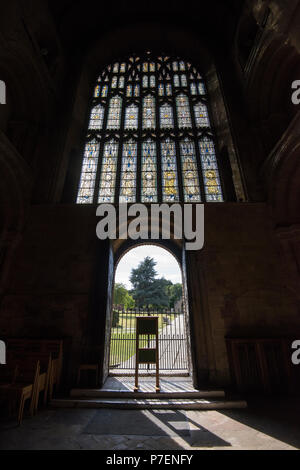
[
  {"left": 113, "top": 283, "right": 135, "bottom": 309},
  {"left": 129, "top": 256, "right": 182, "bottom": 309}
]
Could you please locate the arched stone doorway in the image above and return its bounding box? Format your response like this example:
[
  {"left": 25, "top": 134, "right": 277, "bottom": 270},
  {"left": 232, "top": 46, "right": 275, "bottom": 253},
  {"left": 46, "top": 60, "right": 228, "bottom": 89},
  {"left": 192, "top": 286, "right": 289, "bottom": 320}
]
[
  {"left": 100, "top": 238, "right": 198, "bottom": 388},
  {"left": 108, "top": 243, "right": 191, "bottom": 377}
]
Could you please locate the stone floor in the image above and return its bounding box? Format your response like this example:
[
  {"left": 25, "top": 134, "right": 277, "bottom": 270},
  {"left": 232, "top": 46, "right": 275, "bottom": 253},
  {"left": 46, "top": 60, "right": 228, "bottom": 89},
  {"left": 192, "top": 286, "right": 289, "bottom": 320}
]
[
  {"left": 100, "top": 376, "right": 199, "bottom": 392},
  {"left": 0, "top": 396, "right": 300, "bottom": 450}
]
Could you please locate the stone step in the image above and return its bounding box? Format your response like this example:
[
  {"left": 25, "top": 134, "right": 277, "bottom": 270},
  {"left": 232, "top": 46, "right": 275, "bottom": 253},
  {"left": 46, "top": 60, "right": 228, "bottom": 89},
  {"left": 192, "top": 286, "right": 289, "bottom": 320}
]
[
  {"left": 109, "top": 371, "right": 190, "bottom": 377},
  {"left": 70, "top": 388, "right": 226, "bottom": 399},
  {"left": 51, "top": 397, "right": 247, "bottom": 410}
]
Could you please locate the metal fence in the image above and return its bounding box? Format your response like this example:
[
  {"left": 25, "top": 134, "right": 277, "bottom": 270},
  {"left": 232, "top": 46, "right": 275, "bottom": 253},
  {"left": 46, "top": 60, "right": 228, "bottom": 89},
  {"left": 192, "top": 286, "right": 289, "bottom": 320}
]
[{"left": 109, "top": 307, "right": 188, "bottom": 372}]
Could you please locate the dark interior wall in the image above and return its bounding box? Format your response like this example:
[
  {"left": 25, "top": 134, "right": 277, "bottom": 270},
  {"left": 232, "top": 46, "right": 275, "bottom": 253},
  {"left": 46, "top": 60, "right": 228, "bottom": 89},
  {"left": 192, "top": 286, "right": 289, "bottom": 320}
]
[
  {"left": 1, "top": 1, "right": 300, "bottom": 205},
  {"left": 188, "top": 202, "right": 299, "bottom": 385},
  {"left": 0, "top": 0, "right": 300, "bottom": 390},
  {"left": 1, "top": 203, "right": 297, "bottom": 387},
  {"left": 0, "top": 205, "right": 113, "bottom": 385},
  {"left": 231, "top": 0, "right": 300, "bottom": 202}
]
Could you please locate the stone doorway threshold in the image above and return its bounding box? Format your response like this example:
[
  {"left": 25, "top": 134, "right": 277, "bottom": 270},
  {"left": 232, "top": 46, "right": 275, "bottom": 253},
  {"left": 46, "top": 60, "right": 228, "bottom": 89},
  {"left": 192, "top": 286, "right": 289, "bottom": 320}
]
[
  {"left": 109, "top": 369, "right": 189, "bottom": 377},
  {"left": 50, "top": 375, "right": 247, "bottom": 410},
  {"left": 98, "top": 375, "right": 207, "bottom": 395}
]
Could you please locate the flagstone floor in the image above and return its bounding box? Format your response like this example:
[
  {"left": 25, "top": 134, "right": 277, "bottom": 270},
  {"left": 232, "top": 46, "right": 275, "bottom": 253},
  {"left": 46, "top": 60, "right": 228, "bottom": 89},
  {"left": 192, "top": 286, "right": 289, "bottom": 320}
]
[
  {"left": 101, "top": 375, "right": 198, "bottom": 392},
  {"left": 0, "top": 395, "right": 300, "bottom": 450}
]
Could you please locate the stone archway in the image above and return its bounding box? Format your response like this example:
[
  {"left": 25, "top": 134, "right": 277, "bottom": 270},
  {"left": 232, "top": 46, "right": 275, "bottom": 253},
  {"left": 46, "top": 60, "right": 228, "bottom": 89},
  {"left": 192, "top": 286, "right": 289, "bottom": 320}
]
[
  {"left": 108, "top": 243, "right": 190, "bottom": 376},
  {"left": 99, "top": 238, "right": 200, "bottom": 388}
]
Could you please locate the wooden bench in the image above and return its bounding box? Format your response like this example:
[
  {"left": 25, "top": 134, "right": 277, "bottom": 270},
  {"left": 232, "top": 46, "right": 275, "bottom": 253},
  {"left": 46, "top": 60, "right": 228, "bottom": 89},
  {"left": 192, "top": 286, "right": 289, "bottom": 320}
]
[
  {"left": 8, "top": 350, "right": 52, "bottom": 413},
  {"left": 0, "top": 359, "right": 40, "bottom": 425},
  {"left": 226, "top": 337, "right": 297, "bottom": 394},
  {"left": 6, "top": 339, "right": 63, "bottom": 400},
  {"left": 0, "top": 338, "right": 64, "bottom": 423}
]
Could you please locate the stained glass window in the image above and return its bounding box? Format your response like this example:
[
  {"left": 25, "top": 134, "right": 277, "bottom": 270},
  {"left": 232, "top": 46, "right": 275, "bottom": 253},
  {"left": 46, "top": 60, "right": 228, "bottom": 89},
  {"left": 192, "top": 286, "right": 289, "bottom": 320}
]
[
  {"left": 176, "top": 95, "right": 192, "bottom": 128},
  {"left": 160, "top": 104, "right": 173, "bottom": 128},
  {"left": 180, "top": 139, "right": 201, "bottom": 202},
  {"left": 112, "top": 76, "right": 117, "bottom": 88},
  {"left": 94, "top": 84, "right": 101, "bottom": 98},
  {"left": 125, "top": 104, "right": 138, "bottom": 129},
  {"left": 101, "top": 85, "right": 108, "bottom": 97},
  {"left": 161, "top": 139, "right": 179, "bottom": 202},
  {"left": 198, "top": 82, "right": 205, "bottom": 95},
  {"left": 107, "top": 96, "right": 122, "bottom": 129},
  {"left": 190, "top": 83, "right": 197, "bottom": 95},
  {"left": 98, "top": 140, "right": 119, "bottom": 203},
  {"left": 88, "top": 105, "right": 104, "bottom": 130},
  {"left": 119, "top": 140, "right": 137, "bottom": 203},
  {"left": 126, "top": 85, "right": 132, "bottom": 97},
  {"left": 199, "top": 138, "right": 223, "bottom": 201},
  {"left": 143, "top": 76, "right": 148, "bottom": 88},
  {"left": 143, "top": 96, "right": 156, "bottom": 129},
  {"left": 141, "top": 139, "right": 157, "bottom": 202},
  {"left": 76, "top": 141, "right": 99, "bottom": 204},
  {"left": 174, "top": 74, "right": 180, "bottom": 87},
  {"left": 194, "top": 103, "right": 210, "bottom": 127},
  {"left": 77, "top": 53, "right": 226, "bottom": 204},
  {"left": 166, "top": 84, "right": 172, "bottom": 96}
]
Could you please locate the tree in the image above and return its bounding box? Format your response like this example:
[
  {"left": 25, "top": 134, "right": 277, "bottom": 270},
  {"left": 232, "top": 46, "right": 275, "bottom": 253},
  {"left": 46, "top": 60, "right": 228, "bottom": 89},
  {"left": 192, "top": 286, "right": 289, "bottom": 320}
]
[
  {"left": 113, "top": 283, "right": 135, "bottom": 309},
  {"left": 129, "top": 257, "right": 170, "bottom": 308},
  {"left": 112, "top": 283, "right": 135, "bottom": 327},
  {"left": 169, "top": 283, "right": 183, "bottom": 309}
]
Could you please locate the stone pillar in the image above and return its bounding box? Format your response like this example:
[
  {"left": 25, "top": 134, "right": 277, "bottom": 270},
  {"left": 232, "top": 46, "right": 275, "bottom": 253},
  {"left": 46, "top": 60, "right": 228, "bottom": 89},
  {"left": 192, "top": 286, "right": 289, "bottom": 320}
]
[
  {"left": 87, "top": 239, "right": 114, "bottom": 386},
  {"left": 184, "top": 249, "right": 215, "bottom": 386}
]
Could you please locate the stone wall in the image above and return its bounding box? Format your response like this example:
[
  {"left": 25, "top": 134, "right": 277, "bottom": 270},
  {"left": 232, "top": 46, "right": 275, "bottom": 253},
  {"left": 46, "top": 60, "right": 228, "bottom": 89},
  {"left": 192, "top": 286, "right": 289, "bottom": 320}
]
[
  {"left": 1, "top": 202, "right": 298, "bottom": 388},
  {"left": 0, "top": 205, "right": 112, "bottom": 386},
  {"left": 187, "top": 203, "right": 299, "bottom": 386}
]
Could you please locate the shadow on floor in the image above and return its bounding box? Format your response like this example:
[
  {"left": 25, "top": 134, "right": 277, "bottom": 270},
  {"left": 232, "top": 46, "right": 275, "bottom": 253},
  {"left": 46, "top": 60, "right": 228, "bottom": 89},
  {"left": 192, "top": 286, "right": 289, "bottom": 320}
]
[
  {"left": 219, "top": 396, "right": 300, "bottom": 449},
  {"left": 83, "top": 408, "right": 230, "bottom": 448}
]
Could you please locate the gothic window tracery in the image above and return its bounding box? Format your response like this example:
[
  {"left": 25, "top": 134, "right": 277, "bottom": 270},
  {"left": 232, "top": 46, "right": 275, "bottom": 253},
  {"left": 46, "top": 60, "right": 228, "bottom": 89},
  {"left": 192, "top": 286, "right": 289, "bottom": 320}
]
[{"left": 76, "top": 53, "right": 224, "bottom": 204}]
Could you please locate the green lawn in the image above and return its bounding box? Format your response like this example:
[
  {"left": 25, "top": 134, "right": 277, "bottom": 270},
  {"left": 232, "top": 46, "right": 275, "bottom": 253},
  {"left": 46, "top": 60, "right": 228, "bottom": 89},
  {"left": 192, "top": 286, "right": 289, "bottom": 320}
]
[
  {"left": 112, "top": 311, "right": 177, "bottom": 331},
  {"left": 109, "top": 312, "right": 182, "bottom": 367},
  {"left": 109, "top": 332, "right": 149, "bottom": 366}
]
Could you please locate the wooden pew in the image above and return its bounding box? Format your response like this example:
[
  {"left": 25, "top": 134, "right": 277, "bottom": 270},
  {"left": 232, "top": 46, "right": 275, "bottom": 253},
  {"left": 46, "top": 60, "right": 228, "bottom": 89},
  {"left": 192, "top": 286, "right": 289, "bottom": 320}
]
[
  {"left": 42, "top": 340, "right": 62, "bottom": 398},
  {"left": 31, "top": 353, "right": 52, "bottom": 412},
  {"left": 9, "top": 351, "right": 52, "bottom": 413},
  {"left": 0, "top": 338, "right": 64, "bottom": 423},
  {"left": 0, "top": 359, "right": 40, "bottom": 425},
  {"left": 6, "top": 338, "right": 63, "bottom": 400}
]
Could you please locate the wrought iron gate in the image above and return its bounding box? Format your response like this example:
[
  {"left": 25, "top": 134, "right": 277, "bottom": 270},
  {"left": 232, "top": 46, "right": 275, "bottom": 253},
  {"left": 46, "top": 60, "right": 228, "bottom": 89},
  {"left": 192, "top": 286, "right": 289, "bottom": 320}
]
[{"left": 109, "top": 307, "right": 188, "bottom": 372}]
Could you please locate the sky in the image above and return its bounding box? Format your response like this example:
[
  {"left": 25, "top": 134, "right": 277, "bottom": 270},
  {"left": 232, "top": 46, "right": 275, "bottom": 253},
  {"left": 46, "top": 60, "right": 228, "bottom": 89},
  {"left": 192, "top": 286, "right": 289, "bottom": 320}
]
[{"left": 115, "top": 245, "right": 182, "bottom": 289}]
